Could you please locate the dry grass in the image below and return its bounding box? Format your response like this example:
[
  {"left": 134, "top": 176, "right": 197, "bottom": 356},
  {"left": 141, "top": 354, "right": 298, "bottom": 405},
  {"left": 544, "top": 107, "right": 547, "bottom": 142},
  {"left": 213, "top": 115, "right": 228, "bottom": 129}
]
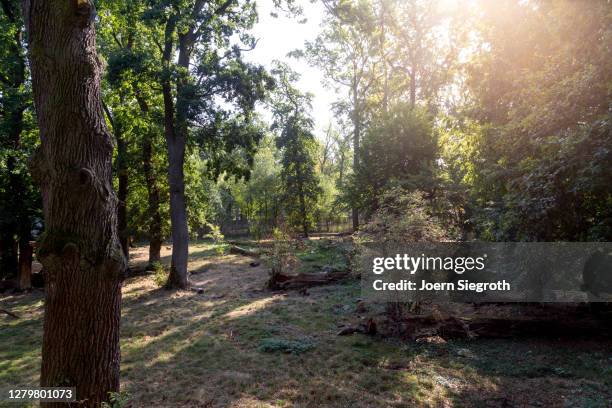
[{"left": 1, "top": 240, "right": 611, "bottom": 407}]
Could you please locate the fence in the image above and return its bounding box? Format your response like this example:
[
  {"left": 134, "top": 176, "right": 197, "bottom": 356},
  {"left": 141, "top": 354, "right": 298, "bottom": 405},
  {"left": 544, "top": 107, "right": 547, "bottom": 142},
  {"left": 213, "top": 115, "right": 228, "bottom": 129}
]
[{"left": 220, "top": 217, "right": 353, "bottom": 237}]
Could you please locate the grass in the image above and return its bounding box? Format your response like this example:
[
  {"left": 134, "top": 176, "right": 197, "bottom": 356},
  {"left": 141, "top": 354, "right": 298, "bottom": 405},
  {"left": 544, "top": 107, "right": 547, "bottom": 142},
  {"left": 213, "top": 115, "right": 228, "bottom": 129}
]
[
  {"left": 1, "top": 239, "right": 611, "bottom": 407},
  {"left": 294, "top": 239, "right": 349, "bottom": 274}
]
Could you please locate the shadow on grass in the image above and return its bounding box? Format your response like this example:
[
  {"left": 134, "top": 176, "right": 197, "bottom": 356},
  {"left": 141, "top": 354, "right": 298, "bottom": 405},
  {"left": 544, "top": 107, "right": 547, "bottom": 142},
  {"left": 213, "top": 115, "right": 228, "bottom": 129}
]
[
  {"left": 118, "top": 253, "right": 429, "bottom": 407},
  {"left": 4, "top": 241, "right": 611, "bottom": 407},
  {"left": 402, "top": 337, "right": 612, "bottom": 407},
  {"left": 0, "top": 292, "right": 44, "bottom": 389}
]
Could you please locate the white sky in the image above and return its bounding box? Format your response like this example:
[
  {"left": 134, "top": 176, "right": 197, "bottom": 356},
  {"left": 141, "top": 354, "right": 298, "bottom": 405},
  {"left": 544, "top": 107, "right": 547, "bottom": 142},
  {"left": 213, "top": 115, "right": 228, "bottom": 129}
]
[{"left": 242, "top": 0, "right": 339, "bottom": 139}]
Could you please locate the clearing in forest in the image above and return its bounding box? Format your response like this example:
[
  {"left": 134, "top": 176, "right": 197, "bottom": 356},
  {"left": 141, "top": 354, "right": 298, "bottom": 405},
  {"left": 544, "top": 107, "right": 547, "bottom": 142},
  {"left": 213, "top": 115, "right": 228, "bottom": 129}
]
[{"left": 1, "top": 239, "right": 611, "bottom": 407}]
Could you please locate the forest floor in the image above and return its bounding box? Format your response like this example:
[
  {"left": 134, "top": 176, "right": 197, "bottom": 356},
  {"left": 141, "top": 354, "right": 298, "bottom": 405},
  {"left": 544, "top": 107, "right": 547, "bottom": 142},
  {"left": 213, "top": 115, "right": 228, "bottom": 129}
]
[{"left": 1, "top": 239, "right": 611, "bottom": 407}]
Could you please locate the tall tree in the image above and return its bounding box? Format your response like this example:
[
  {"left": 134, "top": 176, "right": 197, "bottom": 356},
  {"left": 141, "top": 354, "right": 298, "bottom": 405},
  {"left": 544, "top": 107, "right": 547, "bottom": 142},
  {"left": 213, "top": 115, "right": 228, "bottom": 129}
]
[
  {"left": 145, "top": 0, "right": 270, "bottom": 288},
  {"left": 98, "top": 0, "right": 166, "bottom": 265},
  {"left": 0, "top": 0, "right": 39, "bottom": 287},
  {"left": 270, "top": 62, "right": 321, "bottom": 237},
  {"left": 461, "top": 0, "right": 612, "bottom": 240},
  {"left": 23, "top": 0, "right": 126, "bottom": 404},
  {"left": 300, "top": 0, "right": 380, "bottom": 231},
  {"left": 389, "top": 0, "right": 463, "bottom": 111}
]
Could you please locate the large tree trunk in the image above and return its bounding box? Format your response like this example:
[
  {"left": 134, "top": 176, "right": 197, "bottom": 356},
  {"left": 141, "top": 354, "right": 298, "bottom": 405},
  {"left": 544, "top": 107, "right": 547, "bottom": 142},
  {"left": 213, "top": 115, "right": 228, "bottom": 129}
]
[
  {"left": 162, "top": 31, "right": 191, "bottom": 289},
  {"left": 165, "top": 134, "right": 189, "bottom": 288},
  {"left": 24, "top": 0, "right": 126, "bottom": 405}
]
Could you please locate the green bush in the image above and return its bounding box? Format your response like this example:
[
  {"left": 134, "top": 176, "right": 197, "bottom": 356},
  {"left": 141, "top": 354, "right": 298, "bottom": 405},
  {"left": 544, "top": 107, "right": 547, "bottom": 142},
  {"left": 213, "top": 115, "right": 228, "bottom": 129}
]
[
  {"left": 101, "top": 391, "right": 130, "bottom": 408},
  {"left": 150, "top": 261, "right": 168, "bottom": 287},
  {"left": 206, "top": 223, "right": 226, "bottom": 255}
]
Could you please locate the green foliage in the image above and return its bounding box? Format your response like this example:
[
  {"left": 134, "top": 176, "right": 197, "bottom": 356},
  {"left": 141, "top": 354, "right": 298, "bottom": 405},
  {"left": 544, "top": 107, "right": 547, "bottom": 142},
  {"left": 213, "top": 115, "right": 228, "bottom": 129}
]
[
  {"left": 270, "top": 62, "right": 322, "bottom": 236},
  {"left": 150, "top": 262, "right": 168, "bottom": 287},
  {"left": 222, "top": 136, "right": 282, "bottom": 237},
  {"left": 101, "top": 391, "right": 131, "bottom": 408},
  {"left": 268, "top": 227, "right": 295, "bottom": 289},
  {"left": 353, "top": 104, "right": 437, "bottom": 216},
  {"left": 454, "top": 0, "right": 612, "bottom": 241},
  {"left": 358, "top": 188, "right": 447, "bottom": 244},
  {"left": 0, "top": 0, "right": 42, "bottom": 278},
  {"left": 205, "top": 223, "right": 226, "bottom": 255},
  {"left": 295, "top": 239, "right": 349, "bottom": 274}
]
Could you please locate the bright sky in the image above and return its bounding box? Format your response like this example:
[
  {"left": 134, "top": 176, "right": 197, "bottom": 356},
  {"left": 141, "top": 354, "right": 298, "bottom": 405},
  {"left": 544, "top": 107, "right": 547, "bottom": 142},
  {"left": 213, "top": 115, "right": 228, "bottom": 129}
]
[{"left": 242, "top": 0, "right": 339, "bottom": 139}]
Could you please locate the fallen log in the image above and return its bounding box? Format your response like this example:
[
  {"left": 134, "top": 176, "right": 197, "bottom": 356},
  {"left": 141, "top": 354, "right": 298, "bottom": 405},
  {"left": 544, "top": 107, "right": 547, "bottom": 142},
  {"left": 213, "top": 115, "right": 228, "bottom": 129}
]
[
  {"left": 227, "top": 240, "right": 274, "bottom": 248},
  {"left": 0, "top": 308, "right": 19, "bottom": 319},
  {"left": 229, "top": 245, "right": 260, "bottom": 257},
  {"left": 400, "top": 313, "right": 612, "bottom": 340},
  {"left": 269, "top": 270, "right": 350, "bottom": 290}
]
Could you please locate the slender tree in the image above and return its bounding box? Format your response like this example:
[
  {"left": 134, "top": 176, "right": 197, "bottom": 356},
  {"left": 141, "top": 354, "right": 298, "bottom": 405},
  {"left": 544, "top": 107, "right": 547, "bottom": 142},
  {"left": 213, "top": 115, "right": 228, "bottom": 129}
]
[
  {"left": 0, "top": 0, "right": 39, "bottom": 287},
  {"left": 270, "top": 63, "right": 321, "bottom": 237},
  {"left": 300, "top": 1, "right": 380, "bottom": 231},
  {"left": 145, "top": 0, "right": 270, "bottom": 288},
  {"left": 98, "top": 0, "right": 166, "bottom": 265},
  {"left": 23, "top": 0, "right": 126, "bottom": 404}
]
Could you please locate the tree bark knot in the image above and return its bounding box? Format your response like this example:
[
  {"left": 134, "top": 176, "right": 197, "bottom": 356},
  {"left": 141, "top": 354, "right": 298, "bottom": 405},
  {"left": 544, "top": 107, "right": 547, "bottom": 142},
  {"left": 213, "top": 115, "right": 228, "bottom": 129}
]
[
  {"left": 72, "top": 167, "right": 111, "bottom": 201},
  {"left": 74, "top": 0, "right": 95, "bottom": 27}
]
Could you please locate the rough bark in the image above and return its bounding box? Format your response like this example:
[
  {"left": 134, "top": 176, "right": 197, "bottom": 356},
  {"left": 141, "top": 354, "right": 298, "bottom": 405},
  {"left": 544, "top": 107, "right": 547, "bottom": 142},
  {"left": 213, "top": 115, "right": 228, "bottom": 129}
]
[
  {"left": 24, "top": 0, "right": 126, "bottom": 405},
  {"left": 161, "top": 20, "right": 190, "bottom": 289}
]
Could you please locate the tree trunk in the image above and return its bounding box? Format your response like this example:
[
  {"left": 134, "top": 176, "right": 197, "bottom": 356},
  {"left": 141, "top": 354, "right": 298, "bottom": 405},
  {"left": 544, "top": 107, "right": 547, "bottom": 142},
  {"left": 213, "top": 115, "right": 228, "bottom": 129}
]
[
  {"left": 352, "top": 91, "right": 360, "bottom": 232},
  {"left": 159, "top": 20, "right": 190, "bottom": 289},
  {"left": 134, "top": 90, "right": 163, "bottom": 265},
  {"left": 103, "top": 102, "right": 129, "bottom": 259},
  {"left": 24, "top": 1, "right": 126, "bottom": 405},
  {"left": 142, "top": 134, "right": 163, "bottom": 265},
  {"left": 165, "top": 135, "right": 189, "bottom": 288},
  {"left": 0, "top": 233, "right": 18, "bottom": 280},
  {"left": 116, "top": 129, "right": 129, "bottom": 259},
  {"left": 18, "top": 238, "right": 32, "bottom": 291},
  {"left": 409, "top": 68, "right": 416, "bottom": 109},
  {"left": 295, "top": 159, "right": 309, "bottom": 238},
  {"left": 0, "top": 1, "right": 26, "bottom": 280}
]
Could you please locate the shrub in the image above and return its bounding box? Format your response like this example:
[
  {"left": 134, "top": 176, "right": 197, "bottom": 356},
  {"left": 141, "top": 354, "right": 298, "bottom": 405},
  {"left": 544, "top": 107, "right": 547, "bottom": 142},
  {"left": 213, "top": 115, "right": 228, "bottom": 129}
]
[
  {"left": 101, "top": 391, "right": 130, "bottom": 408},
  {"left": 267, "top": 227, "right": 297, "bottom": 289},
  {"left": 358, "top": 188, "right": 447, "bottom": 244},
  {"left": 150, "top": 261, "right": 168, "bottom": 287},
  {"left": 206, "top": 223, "right": 226, "bottom": 255}
]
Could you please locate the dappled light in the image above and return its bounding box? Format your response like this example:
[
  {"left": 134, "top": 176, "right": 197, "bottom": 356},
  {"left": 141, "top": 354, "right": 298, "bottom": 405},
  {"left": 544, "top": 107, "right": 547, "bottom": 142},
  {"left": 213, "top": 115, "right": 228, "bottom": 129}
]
[{"left": 1, "top": 0, "right": 611, "bottom": 406}]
